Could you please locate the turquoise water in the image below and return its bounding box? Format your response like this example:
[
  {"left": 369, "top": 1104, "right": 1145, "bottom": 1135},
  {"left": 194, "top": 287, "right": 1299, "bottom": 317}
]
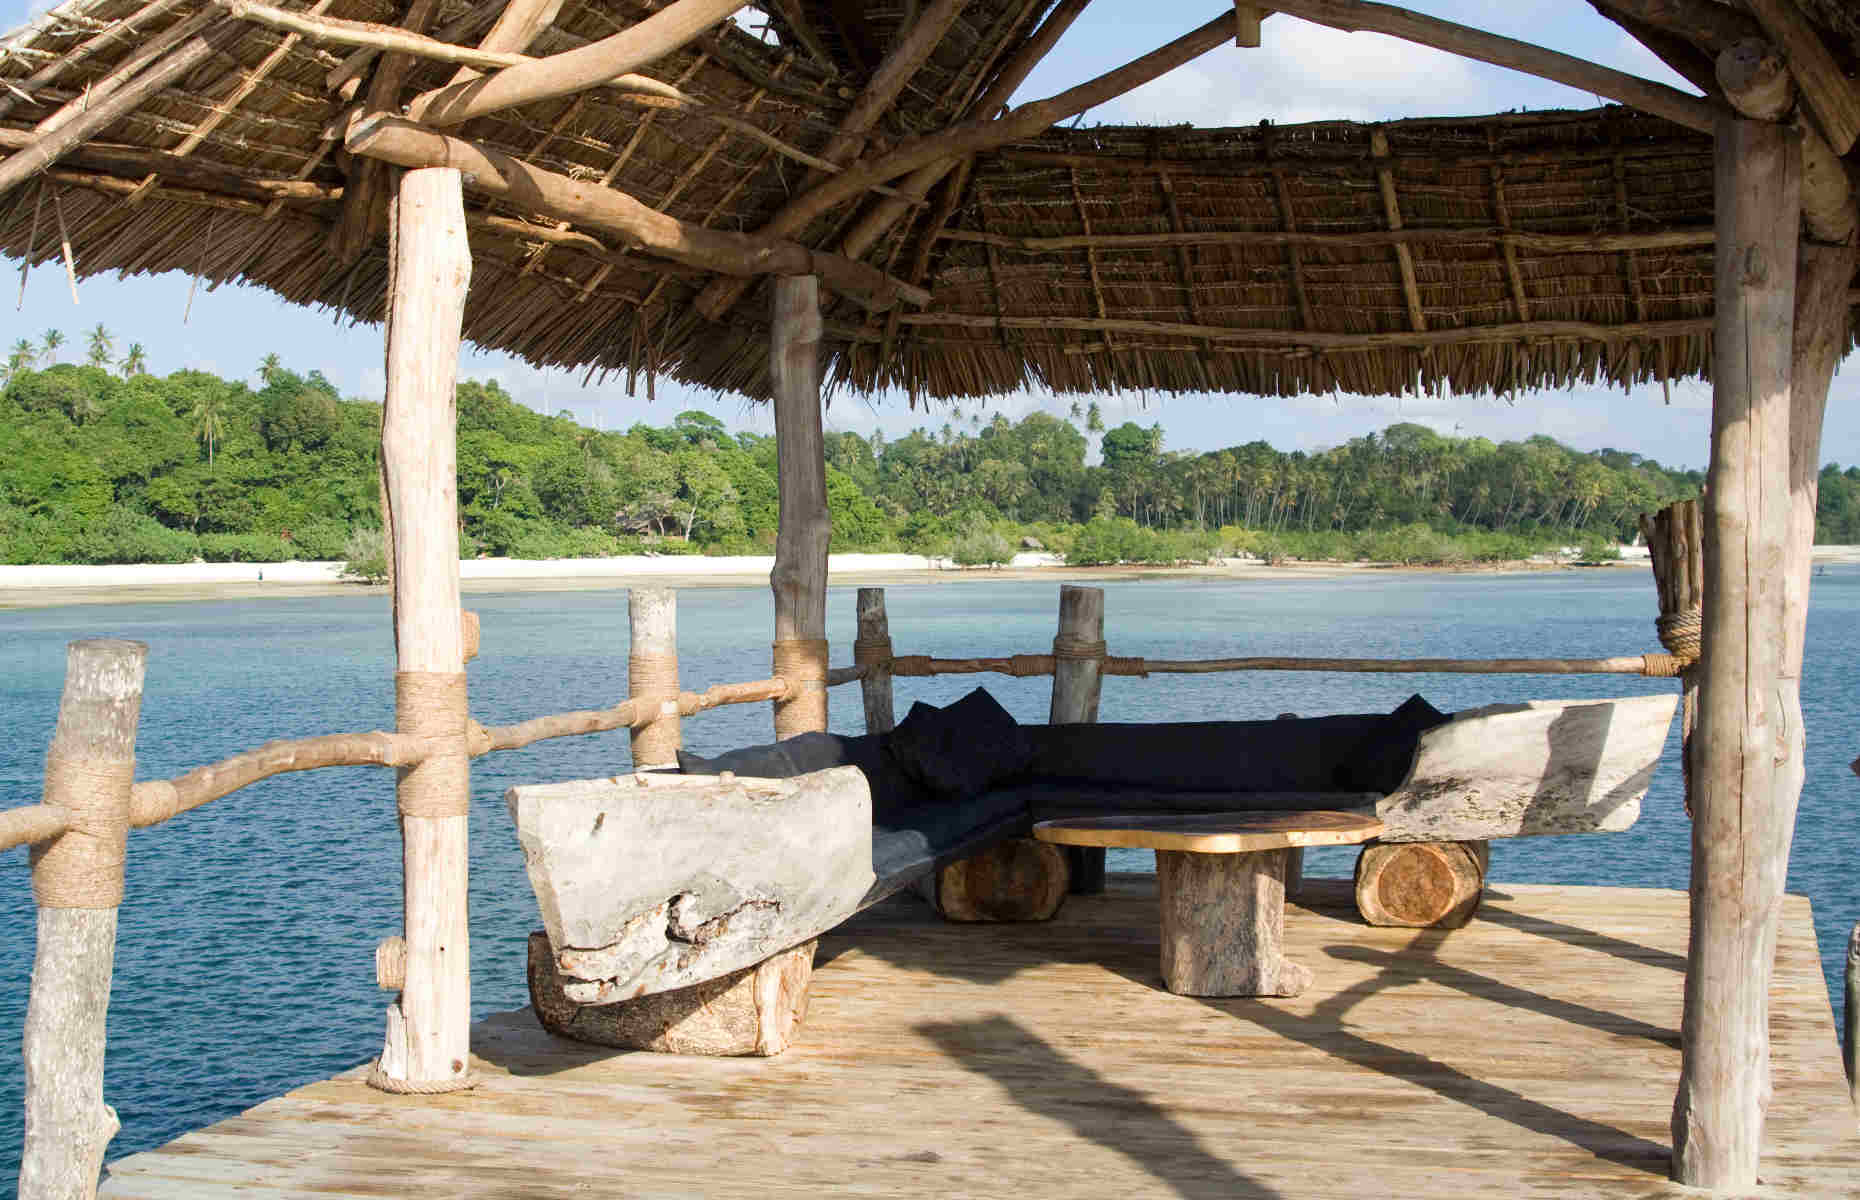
[{"left": 3, "top": 570, "right": 1858, "bottom": 1189}]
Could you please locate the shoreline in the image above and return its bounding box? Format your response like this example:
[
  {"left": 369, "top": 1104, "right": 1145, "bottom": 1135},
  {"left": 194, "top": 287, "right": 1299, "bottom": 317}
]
[{"left": 0, "top": 551, "right": 1667, "bottom": 610}]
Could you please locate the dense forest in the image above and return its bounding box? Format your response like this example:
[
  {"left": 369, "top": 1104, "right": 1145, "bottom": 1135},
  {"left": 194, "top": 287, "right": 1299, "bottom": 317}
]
[{"left": 7, "top": 327, "right": 1859, "bottom": 569}]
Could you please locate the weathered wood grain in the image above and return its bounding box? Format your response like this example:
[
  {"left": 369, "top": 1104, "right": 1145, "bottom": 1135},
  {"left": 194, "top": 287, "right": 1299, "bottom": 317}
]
[
  {"left": 933, "top": 838, "right": 1069, "bottom": 923},
  {"left": 1354, "top": 840, "right": 1488, "bottom": 928}
]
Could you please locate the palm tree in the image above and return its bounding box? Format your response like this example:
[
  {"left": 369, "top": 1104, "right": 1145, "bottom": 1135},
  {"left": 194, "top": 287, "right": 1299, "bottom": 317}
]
[
  {"left": 85, "top": 323, "right": 113, "bottom": 368},
  {"left": 40, "top": 329, "right": 63, "bottom": 364},
  {"left": 257, "top": 353, "right": 281, "bottom": 385},
  {"left": 118, "top": 343, "right": 148, "bottom": 378},
  {"left": 3, "top": 338, "right": 34, "bottom": 384},
  {"left": 190, "top": 390, "right": 227, "bottom": 467}
]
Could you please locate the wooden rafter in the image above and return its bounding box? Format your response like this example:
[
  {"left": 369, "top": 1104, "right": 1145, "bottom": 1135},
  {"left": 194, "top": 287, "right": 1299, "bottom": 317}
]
[
  {"left": 934, "top": 225, "right": 1717, "bottom": 255},
  {"left": 1265, "top": 0, "right": 1719, "bottom": 133},
  {"left": 0, "top": 0, "right": 194, "bottom": 121},
  {"left": 406, "top": 0, "right": 744, "bottom": 125},
  {"left": 1070, "top": 166, "right": 1116, "bottom": 367},
  {"left": 1485, "top": 141, "right": 1531, "bottom": 325},
  {"left": 30, "top": 7, "right": 221, "bottom": 137},
  {"left": 326, "top": 0, "right": 506, "bottom": 95},
  {"left": 1371, "top": 130, "right": 1426, "bottom": 334},
  {"left": 1163, "top": 171, "right": 1216, "bottom": 372},
  {"left": 761, "top": 0, "right": 835, "bottom": 72},
  {"left": 173, "top": 0, "right": 340, "bottom": 158},
  {"left": 1612, "top": 154, "right": 1647, "bottom": 323},
  {"left": 1741, "top": 0, "right": 1860, "bottom": 154},
  {"left": 346, "top": 115, "right": 931, "bottom": 312},
  {"left": 439, "top": 0, "right": 565, "bottom": 86},
  {"left": 329, "top": 0, "right": 441, "bottom": 265}
]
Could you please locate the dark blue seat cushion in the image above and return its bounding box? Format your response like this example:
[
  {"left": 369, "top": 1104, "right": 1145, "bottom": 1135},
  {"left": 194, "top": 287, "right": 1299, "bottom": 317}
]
[{"left": 870, "top": 790, "right": 1032, "bottom": 885}]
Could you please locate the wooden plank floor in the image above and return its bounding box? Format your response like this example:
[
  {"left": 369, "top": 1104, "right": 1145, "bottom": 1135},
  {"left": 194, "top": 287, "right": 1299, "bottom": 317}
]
[{"left": 101, "top": 879, "right": 1859, "bottom": 1198}]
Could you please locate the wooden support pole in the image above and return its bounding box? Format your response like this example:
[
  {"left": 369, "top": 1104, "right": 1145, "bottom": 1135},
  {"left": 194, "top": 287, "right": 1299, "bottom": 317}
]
[
  {"left": 770, "top": 276, "right": 830, "bottom": 740},
  {"left": 374, "top": 166, "right": 474, "bottom": 1095},
  {"left": 1670, "top": 115, "right": 1800, "bottom": 1190},
  {"left": 855, "top": 587, "right": 895, "bottom": 734},
  {"left": 19, "top": 638, "right": 146, "bottom": 1200},
  {"left": 627, "top": 587, "right": 680, "bottom": 769},
  {"left": 1051, "top": 585, "right": 1107, "bottom": 894},
  {"left": 406, "top": 0, "right": 744, "bottom": 126},
  {"left": 1741, "top": 0, "right": 1860, "bottom": 155},
  {"left": 1846, "top": 922, "right": 1859, "bottom": 1111}
]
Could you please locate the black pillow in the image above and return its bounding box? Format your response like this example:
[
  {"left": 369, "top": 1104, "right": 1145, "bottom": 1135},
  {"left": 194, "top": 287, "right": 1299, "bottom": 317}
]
[
  {"left": 886, "top": 687, "right": 1033, "bottom": 800},
  {"left": 1336, "top": 693, "right": 1451, "bottom": 793},
  {"left": 677, "top": 730, "right": 868, "bottom": 778}
]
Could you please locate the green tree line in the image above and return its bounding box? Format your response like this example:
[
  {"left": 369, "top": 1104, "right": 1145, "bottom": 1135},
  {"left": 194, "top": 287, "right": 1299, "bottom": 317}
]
[{"left": 12, "top": 340, "right": 1852, "bottom": 569}]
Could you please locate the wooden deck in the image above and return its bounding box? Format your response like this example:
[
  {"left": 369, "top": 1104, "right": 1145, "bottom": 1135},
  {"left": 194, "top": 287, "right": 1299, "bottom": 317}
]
[{"left": 100, "top": 878, "right": 1859, "bottom": 1198}]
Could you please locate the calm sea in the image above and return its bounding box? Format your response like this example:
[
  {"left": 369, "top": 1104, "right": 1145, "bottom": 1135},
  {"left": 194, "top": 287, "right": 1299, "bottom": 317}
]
[{"left": 3, "top": 569, "right": 1858, "bottom": 1188}]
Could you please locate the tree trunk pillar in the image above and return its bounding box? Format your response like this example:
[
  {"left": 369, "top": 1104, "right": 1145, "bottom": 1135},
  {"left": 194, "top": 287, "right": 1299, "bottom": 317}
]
[
  {"left": 374, "top": 165, "right": 474, "bottom": 1095},
  {"left": 628, "top": 587, "right": 681, "bottom": 769},
  {"left": 770, "top": 274, "right": 830, "bottom": 739},
  {"left": 1671, "top": 115, "right": 1802, "bottom": 1190},
  {"left": 1051, "top": 585, "right": 1107, "bottom": 893},
  {"left": 855, "top": 587, "right": 895, "bottom": 734},
  {"left": 19, "top": 637, "right": 145, "bottom": 1200}
]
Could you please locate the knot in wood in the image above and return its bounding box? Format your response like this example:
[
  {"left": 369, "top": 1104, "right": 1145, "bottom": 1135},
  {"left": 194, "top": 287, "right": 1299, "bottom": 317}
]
[
  {"left": 33, "top": 753, "right": 134, "bottom": 908},
  {"left": 1742, "top": 243, "right": 1770, "bottom": 287}
]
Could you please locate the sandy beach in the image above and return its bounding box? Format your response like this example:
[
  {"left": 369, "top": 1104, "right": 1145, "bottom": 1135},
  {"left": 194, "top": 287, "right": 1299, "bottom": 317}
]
[{"left": 0, "top": 549, "right": 1674, "bottom": 610}]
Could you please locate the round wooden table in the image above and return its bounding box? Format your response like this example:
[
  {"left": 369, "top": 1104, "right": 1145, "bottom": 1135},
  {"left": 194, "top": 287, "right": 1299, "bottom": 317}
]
[{"left": 1033, "top": 811, "right": 1384, "bottom": 998}]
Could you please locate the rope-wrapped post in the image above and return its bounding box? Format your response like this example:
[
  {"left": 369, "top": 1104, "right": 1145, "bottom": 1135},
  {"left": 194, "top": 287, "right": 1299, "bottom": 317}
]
[
  {"left": 20, "top": 637, "right": 145, "bottom": 1199},
  {"left": 855, "top": 587, "right": 895, "bottom": 734},
  {"left": 1640, "top": 498, "right": 1703, "bottom": 813},
  {"left": 1051, "top": 585, "right": 1106, "bottom": 894},
  {"left": 371, "top": 165, "right": 474, "bottom": 1097},
  {"left": 628, "top": 588, "right": 681, "bottom": 769},
  {"left": 770, "top": 273, "right": 830, "bottom": 740}
]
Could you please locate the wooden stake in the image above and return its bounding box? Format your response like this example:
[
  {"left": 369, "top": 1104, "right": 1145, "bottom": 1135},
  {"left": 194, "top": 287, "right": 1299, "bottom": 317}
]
[
  {"left": 1670, "top": 115, "right": 1800, "bottom": 1191},
  {"left": 17, "top": 178, "right": 43, "bottom": 310},
  {"left": 19, "top": 638, "right": 146, "bottom": 1200},
  {"left": 375, "top": 166, "right": 474, "bottom": 1094},
  {"left": 627, "top": 587, "right": 681, "bottom": 769},
  {"left": 1846, "top": 923, "right": 1859, "bottom": 1112},
  {"left": 1050, "top": 585, "right": 1106, "bottom": 894},
  {"left": 855, "top": 587, "right": 895, "bottom": 734},
  {"left": 770, "top": 276, "right": 830, "bottom": 740},
  {"left": 49, "top": 186, "right": 77, "bottom": 306}
]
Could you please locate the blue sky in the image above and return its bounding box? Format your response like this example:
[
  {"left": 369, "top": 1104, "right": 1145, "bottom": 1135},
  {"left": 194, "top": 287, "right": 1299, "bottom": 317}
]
[{"left": 1, "top": 0, "right": 1854, "bottom": 468}]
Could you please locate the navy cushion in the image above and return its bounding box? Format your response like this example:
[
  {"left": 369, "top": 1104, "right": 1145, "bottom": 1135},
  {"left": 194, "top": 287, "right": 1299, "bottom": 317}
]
[
  {"left": 886, "top": 687, "right": 1033, "bottom": 800},
  {"left": 677, "top": 730, "right": 869, "bottom": 778},
  {"left": 1334, "top": 694, "right": 1451, "bottom": 793},
  {"left": 870, "top": 790, "right": 1032, "bottom": 886}
]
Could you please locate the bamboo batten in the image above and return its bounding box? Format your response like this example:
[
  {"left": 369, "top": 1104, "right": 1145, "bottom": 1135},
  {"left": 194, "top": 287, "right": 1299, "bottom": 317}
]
[{"left": 20, "top": 638, "right": 146, "bottom": 1200}]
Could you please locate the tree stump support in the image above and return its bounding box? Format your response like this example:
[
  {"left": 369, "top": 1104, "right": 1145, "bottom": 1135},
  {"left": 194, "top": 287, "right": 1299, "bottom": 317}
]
[
  {"left": 19, "top": 638, "right": 145, "bottom": 1200},
  {"left": 1353, "top": 840, "right": 1487, "bottom": 928},
  {"left": 1050, "top": 584, "right": 1107, "bottom": 894},
  {"left": 855, "top": 586, "right": 895, "bottom": 734},
  {"left": 770, "top": 274, "right": 830, "bottom": 740},
  {"left": 373, "top": 165, "right": 475, "bottom": 1095},
  {"left": 930, "top": 837, "right": 1070, "bottom": 923},
  {"left": 1158, "top": 849, "right": 1309, "bottom": 997},
  {"left": 628, "top": 587, "right": 680, "bottom": 770}
]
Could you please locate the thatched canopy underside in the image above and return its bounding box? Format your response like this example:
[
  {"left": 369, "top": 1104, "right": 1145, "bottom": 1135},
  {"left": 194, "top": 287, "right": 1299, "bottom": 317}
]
[{"left": 0, "top": 0, "right": 1855, "bottom": 405}]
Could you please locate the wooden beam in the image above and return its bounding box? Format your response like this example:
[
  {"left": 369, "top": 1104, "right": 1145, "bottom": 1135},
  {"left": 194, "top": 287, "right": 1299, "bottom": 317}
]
[
  {"left": 0, "top": 19, "right": 238, "bottom": 201},
  {"left": 176, "top": 0, "right": 338, "bottom": 158},
  {"left": 1715, "top": 40, "right": 1857, "bottom": 246},
  {"left": 935, "top": 224, "right": 1718, "bottom": 254},
  {"left": 770, "top": 275, "right": 830, "bottom": 739},
  {"left": 325, "top": 0, "right": 506, "bottom": 95},
  {"left": 405, "top": 0, "right": 744, "bottom": 126},
  {"left": 1488, "top": 156, "right": 1532, "bottom": 323},
  {"left": 1588, "top": 3, "right": 1720, "bottom": 97},
  {"left": 995, "top": 139, "right": 1714, "bottom": 176},
  {"left": 375, "top": 165, "right": 474, "bottom": 1095},
  {"left": 26, "top": 7, "right": 223, "bottom": 137},
  {"left": 0, "top": 129, "right": 341, "bottom": 200},
  {"left": 330, "top": 0, "right": 441, "bottom": 265},
  {"left": 1670, "top": 114, "right": 1800, "bottom": 1192},
  {"left": 727, "top": 9, "right": 1242, "bottom": 279},
  {"left": 1371, "top": 130, "right": 1426, "bottom": 333},
  {"left": 1233, "top": 3, "right": 1263, "bottom": 47},
  {"left": 895, "top": 309, "right": 1717, "bottom": 352},
  {"left": 223, "top": 0, "right": 548, "bottom": 71},
  {"left": 440, "top": 0, "right": 564, "bottom": 86},
  {"left": 1742, "top": 0, "right": 1860, "bottom": 155},
  {"left": 692, "top": 0, "right": 990, "bottom": 321},
  {"left": 1267, "top": 0, "right": 1720, "bottom": 133},
  {"left": 762, "top": 0, "right": 836, "bottom": 71},
  {"left": 1591, "top": 0, "right": 1760, "bottom": 54},
  {"left": 346, "top": 115, "right": 930, "bottom": 312}
]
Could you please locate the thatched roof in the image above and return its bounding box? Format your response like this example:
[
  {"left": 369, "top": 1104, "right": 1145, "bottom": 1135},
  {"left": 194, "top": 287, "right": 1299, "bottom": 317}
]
[{"left": 0, "top": 0, "right": 1854, "bottom": 404}]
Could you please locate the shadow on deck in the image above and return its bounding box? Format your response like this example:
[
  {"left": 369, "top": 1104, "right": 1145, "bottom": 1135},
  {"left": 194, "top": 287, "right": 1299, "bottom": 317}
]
[{"left": 101, "top": 879, "right": 1858, "bottom": 1198}]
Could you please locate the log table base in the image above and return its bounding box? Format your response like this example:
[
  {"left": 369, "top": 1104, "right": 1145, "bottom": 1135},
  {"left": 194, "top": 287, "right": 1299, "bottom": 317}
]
[{"left": 1035, "top": 810, "right": 1384, "bottom": 998}]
